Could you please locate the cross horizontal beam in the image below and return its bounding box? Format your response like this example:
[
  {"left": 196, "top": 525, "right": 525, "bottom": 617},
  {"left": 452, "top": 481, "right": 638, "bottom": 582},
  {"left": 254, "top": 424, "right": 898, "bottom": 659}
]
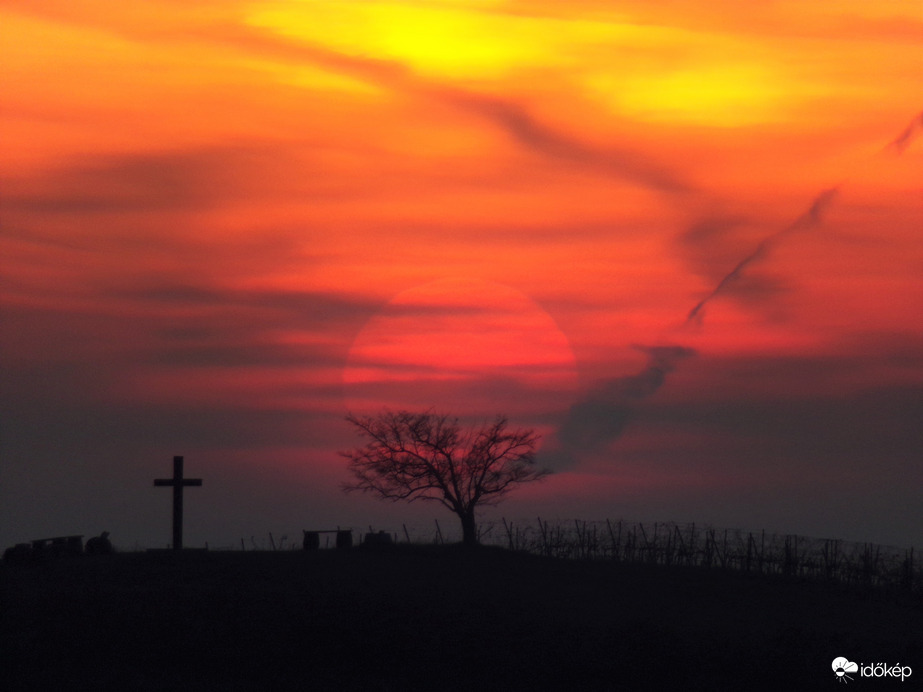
[{"left": 153, "top": 456, "right": 202, "bottom": 550}]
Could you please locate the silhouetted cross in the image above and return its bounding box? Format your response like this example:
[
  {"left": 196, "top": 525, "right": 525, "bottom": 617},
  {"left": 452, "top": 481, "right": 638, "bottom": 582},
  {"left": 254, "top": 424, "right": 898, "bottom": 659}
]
[{"left": 154, "top": 456, "right": 202, "bottom": 550}]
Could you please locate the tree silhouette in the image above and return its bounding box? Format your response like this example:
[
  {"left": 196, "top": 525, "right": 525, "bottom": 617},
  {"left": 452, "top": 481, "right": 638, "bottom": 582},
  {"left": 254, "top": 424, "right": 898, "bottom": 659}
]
[{"left": 341, "top": 410, "right": 549, "bottom": 546}]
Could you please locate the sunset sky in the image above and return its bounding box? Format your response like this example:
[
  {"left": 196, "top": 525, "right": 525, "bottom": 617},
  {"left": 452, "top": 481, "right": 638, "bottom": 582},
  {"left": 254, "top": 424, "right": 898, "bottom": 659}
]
[{"left": 2, "top": 0, "right": 921, "bottom": 551}]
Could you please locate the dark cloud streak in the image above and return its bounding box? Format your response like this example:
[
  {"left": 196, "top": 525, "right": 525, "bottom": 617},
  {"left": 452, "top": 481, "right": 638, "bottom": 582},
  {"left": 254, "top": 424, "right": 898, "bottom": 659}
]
[
  {"left": 193, "top": 25, "right": 693, "bottom": 193},
  {"left": 546, "top": 345, "right": 695, "bottom": 467},
  {"left": 440, "top": 91, "right": 692, "bottom": 193},
  {"left": 2, "top": 147, "right": 268, "bottom": 216},
  {"left": 886, "top": 110, "right": 923, "bottom": 153},
  {"left": 687, "top": 109, "right": 921, "bottom": 324},
  {"left": 686, "top": 187, "right": 839, "bottom": 323},
  {"left": 546, "top": 109, "right": 921, "bottom": 469}
]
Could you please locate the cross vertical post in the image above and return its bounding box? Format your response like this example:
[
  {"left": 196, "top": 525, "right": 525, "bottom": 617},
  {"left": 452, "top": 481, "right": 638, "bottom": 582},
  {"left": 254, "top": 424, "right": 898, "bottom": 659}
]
[{"left": 153, "top": 456, "right": 203, "bottom": 550}]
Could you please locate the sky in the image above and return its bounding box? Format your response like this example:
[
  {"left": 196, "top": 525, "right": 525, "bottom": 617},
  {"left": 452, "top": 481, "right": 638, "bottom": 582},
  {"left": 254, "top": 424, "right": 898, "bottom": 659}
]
[{"left": 2, "top": 0, "right": 921, "bottom": 551}]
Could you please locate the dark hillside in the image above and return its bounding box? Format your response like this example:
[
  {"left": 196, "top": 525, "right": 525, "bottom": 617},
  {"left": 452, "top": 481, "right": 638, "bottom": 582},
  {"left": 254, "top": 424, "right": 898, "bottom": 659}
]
[{"left": 2, "top": 546, "right": 919, "bottom": 690}]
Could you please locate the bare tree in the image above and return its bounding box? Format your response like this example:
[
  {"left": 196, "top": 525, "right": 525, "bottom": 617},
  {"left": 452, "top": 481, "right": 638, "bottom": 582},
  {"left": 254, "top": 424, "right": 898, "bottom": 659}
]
[{"left": 341, "top": 410, "right": 549, "bottom": 546}]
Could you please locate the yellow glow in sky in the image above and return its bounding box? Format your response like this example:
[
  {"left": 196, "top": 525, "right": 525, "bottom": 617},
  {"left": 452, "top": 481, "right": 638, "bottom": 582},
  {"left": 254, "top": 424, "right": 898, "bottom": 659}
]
[
  {"left": 248, "top": 1, "right": 538, "bottom": 78},
  {"left": 249, "top": 60, "right": 383, "bottom": 95},
  {"left": 590, "top": 65, "right": 789, "bottom": 127},
  {"left": 247, "top": 1, "right": 807, "bottom": 127},
  {"left": 246, "top": 1, "right": 661, "bottom": 79}
]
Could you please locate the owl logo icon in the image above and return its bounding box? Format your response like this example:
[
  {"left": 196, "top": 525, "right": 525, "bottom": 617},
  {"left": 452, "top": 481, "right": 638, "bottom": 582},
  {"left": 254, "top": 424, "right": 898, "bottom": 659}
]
[{"left": 832, "top": 657, "right": 858, "bottom": 683}]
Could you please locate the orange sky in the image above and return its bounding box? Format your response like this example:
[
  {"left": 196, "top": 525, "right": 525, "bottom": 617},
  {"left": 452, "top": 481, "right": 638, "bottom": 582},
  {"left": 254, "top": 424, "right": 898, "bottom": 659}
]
[{"left": 2, "top": 0, "right": 921, "bottom": 549}]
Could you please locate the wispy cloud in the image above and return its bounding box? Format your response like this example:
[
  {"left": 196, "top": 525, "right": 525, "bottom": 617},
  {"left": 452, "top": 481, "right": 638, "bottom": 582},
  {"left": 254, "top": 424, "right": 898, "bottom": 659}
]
[
  {"left": 545, "top": 345, "right": 695, "bottom": 467},
  {"left": 685, "top": 109, "right": 921, "bottom": 324},
  {"left": 886, "top": 110, "right": 923, "bottom": 153},
  {"left": 545, "top": 107, "right": 922, "bottom": 470},
  {"left": 686, "top": 188, "right": 839, "bottom": 324},
  {"left": 189, "top": 24, "right": 695, "bottom": 194}
]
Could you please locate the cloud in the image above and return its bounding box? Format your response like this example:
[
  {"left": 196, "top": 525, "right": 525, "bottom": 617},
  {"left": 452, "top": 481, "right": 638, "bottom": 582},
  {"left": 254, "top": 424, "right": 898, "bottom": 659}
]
[
  {"left": 152, "top": 342, "right": 342, "bottom": 370},
  {"left": 610, "top": 345, "right": 923, "bottom": 480},
  {"left": 679, "top": 216, "right": 792, "bottom": 310},
  {"left": 543, "top": 327, "right": 923, "bottom": 477},
  {"left": 437, "top": 90, "right": 693, "bottom": 193},
  {"left": 533, "top": 346, "right": 923, "bottom": 546},
  {"left": 115, "top": 283, "right": 382, "bottom": 325},
  {"left": 2, "top": 145, "right": 297, "bottom": 217},
  {"left": 683, "top": 108, "right": 920, "bottom": 324},
  {"left": 190, "top": 25, "right": 694, "bottom": 194},
  {"left": 686, "top": 188, "right": 839, "bottom": 324},
  {"left": 886, "top": 109, "right": 923, "bottom": 153},
  {"left": 0, "top": 283, "right": 382, "bottom": 422},
  {"left": 1, "top": 1, "right": 238, "bottom": 41},
  {"left": 546, "top": 345, "right": 695, "bottom": 467},
  {"left": 0, "top": 395, "right": 342, "bottom": 457}
]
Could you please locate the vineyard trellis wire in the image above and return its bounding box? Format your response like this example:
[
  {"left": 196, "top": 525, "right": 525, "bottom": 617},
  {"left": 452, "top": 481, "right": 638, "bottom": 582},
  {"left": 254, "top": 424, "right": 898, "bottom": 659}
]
[{"left": 455, "top": 518, "right": 922, "bottom": 597}]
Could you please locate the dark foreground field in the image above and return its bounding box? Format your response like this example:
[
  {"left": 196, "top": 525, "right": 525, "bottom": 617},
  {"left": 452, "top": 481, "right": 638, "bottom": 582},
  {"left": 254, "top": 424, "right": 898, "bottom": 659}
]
[{"left": 2, "top": 545, "right": 920, "bottom": 691}]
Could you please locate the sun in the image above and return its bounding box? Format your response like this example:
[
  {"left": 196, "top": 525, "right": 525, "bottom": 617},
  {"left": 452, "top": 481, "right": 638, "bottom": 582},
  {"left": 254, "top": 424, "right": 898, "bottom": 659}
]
[{"left": 343, "top": 278, "right": 578, "bottom": 418}]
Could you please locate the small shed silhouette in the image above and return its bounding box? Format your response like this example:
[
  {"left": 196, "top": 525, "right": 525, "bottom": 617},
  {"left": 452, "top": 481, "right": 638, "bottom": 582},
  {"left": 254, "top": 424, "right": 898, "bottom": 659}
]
[
  {"left": 302, "top": 529, "right": 354, "bottom": 550},
  {"left": 31, "top": 535, "right": 84, "bottom": 558},
  {"left": 363, "top": 530, "right": 394, "bottom": 547}
]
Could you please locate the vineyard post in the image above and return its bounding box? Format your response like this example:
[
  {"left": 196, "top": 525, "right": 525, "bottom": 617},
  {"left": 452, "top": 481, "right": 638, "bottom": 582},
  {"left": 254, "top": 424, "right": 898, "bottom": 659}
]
[
  {"left": 591, "top": 523, "right": 598, "bottom": 559},
  {"left": 573, "top": 519, "right": 582, "bottom": 559},
  {"left": 552, "top": 522, "right": 561, "bottom": 557},
  {"left": 663, "top": 524, "right": 675, "bottom": 565},
  {"left": 759, "top": 530, "right": 765, "bottom": 574},
  {"left": 638, "top": 523, "right": 650, "bottom": 563},
  {"left": 538, "top": 517, "right": 549, "bottom": 556},
  {"left": 864, "top": 544, "right": 881, "bottom": 586},
  {"left": 689, "top": 523, "right": 697, "bottom": 566},
  {"left": 823, "top": 539, "right": 840, "bottom": 580},
  {"left": 721, "top": 529, "right": 728, "bottom": 569},
  {"left": 746, "top": 533, "right": 753, "bottom": 573},
  {"left": 705, "top": 529, "right": 715, "bottom": 568},
  {"left": 653, "top": 523, "right": 660, "bottom": 564},
  {"left": 783, "top": 535, "right": 791, "bottom": 576},
  {"left": 833, "top": 539, "right": 840, "bottom": 580},
  {"left": 627, "top": 525, "right": 636, "bottom": 562},
  {"left": 617, "top": 521, "right": 623, "bottom": 561},
  {"left": 784, "top": 535, "right": 798, "bottom": 577},
  {"left": 502, "top": 517, "right": 513, "bottom": 550}
]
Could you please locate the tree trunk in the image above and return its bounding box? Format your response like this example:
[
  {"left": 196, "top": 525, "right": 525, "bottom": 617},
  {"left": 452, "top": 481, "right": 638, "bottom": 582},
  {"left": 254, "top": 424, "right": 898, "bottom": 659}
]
[{"left": 459, "top": 510, "right": 478, "bottom": 547}]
